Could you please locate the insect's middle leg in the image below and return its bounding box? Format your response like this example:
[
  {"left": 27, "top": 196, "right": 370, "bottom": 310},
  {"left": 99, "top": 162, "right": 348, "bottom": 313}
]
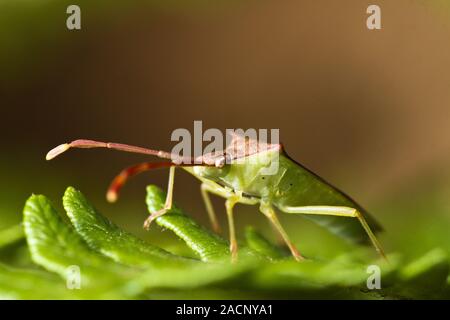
[
  {"left": 259, "top": 203, "right": 304, "bottom": 261},
  {"left": 225, "top": 195, "right": 241, "bottom": 263},
  {"left": 200, "top": 183, "right": 221, "bottom": 234},
  {"left": 199, "top": 181, "right": 259, "bottom": 262},
  {"left": 143, "top": 166, "right": 176, "bottom": 229}
]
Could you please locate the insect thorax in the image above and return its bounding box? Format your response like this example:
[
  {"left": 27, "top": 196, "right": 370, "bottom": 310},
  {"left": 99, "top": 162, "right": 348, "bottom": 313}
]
[{"left": 192, "top": 149, "right": 285, "bottom": 200}]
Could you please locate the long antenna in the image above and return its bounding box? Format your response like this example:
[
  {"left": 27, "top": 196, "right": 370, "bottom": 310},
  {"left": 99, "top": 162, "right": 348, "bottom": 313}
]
[
  {"left": 106, "top": 161, "right": 184, "bottom": 202},
  {"left": 46, "top": 139, "right": 194, "bottom": 164}
]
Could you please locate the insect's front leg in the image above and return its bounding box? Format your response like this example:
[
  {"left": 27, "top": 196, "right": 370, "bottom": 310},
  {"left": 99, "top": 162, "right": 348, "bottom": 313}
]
[{"left": 143, "top": 166, "right": 176, "bottom": 229}]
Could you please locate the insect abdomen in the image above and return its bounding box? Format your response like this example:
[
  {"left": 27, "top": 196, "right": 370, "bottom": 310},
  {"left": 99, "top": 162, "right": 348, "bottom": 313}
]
[{"left": 272, "top": 154, "right": 382, "bottom": 245}]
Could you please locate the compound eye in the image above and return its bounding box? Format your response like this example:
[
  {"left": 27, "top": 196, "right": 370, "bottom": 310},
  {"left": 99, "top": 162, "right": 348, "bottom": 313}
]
[
  {"left": 214, "top": 153, "right": 232, "bottom": 168},
  {"left": 215, "top": 156, "right": 225, "bottom": 168}
]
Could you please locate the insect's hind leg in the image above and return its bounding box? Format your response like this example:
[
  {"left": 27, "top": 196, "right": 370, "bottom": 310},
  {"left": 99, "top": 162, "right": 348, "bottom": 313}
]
[
  {"left": 200, "top": 183, "right": 221, "bottom": 234},
  {"left": 259, "top": 204, "right": 304, "bottom": 261},
  {"left": 143, "top": 166, "right": 176, "bottom": 229},
  {"left": 280, "top": 205, "right": 386, "bottom": 260}
]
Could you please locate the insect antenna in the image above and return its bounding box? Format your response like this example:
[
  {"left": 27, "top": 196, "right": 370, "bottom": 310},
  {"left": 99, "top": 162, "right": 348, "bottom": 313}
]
[
  {"left": 46, "top": 139, "right": 218, "bottom": 202},
  {"left": 46, "top": 139, "right": 195, "bottom": 164},
  {"left": 106, "top": 161, "right": 194, "bottom": 202}
]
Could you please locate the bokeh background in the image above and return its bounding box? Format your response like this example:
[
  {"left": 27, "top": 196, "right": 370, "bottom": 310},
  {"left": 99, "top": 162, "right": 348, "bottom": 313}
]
[{"left": 1, "top": 0, "right": 449, "bottom": 260}]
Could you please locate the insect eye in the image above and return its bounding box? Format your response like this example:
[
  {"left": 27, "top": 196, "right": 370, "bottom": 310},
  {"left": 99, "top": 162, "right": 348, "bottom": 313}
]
[
  {"left": 214, "top": 157, "right": 225, "bottom": 168},
  {"left": 215, "top": 153, "right": 232, "bottom": 168}
]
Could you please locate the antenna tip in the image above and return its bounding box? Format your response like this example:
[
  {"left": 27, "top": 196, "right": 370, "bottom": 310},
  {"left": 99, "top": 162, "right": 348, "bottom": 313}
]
[
  {"left": 46, "top": 143, "right": 70, "bottom": 160},
  {"left": 106, "top": 190, "right": 118, "bottom": 203}
]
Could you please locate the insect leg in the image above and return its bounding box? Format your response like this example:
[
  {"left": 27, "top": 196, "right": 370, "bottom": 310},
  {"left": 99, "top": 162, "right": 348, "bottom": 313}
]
[
  {"left": 225, "top": 195, "right": 240, "bottom": 263},
  {"left": 107, "top": 162, "right": 174, "bottom": 202},
  {"left": 199, "top": 180, "right": 259, "bottom": 205},
  {"left": 197, "top": 181, "right": 259, "bottom": 261},
  {"left": 200, "top": 183, "right": 221, "bottom": 234},
  {"left": 259, "top": 204, "right": 304, "bottom": 261},
  {"left": 143, "top": 166, "right": 176, "bottom": 229},
  {"left": 280, "top": 205, "right": 386, "bottom": 260}
]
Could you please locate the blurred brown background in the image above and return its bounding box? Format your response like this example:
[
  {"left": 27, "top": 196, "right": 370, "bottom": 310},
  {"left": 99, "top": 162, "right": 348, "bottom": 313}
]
[{"left": 1, "top": 1, "right": 449, "bottom": 252}]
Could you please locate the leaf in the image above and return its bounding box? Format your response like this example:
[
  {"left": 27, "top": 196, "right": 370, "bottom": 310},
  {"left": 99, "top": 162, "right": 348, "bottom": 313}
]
[
  {"left": 63, "top": 187, "right": 186, "bottom": 268},
  {"left": 0, "top": 224, "right": 24, "bottom": 249},
  {"left": 400, "top": 248, "right": 449, "bottom": 294},
  {"left": 22, "top": 189, "right": 253, "bottom": 296},
  {"left": 22, "top": 194, "right": 138, "bottom": 294},
  {"left": 250, "top": 259, "right": 367, "bottom": 290},
  {"left": 61, "top": 187, "right": 253, "bottom": 290},
  {"left": 5, "top": 186, "right": 446, "bottom": 299},
  {"left": 401, "top": 248, "right": 448, "bottom": 283},
  {"left": 0, "top": 263, "right": 78, "bottom": 299},
  {"left": 145, "top": 185, "right": 230, "bottom": 262},
  {"left": 145, "top": 185, "right": 264, "bottom": 263},
  {"left": 245, "top": 226, "right": 288, "bottom": 260}
]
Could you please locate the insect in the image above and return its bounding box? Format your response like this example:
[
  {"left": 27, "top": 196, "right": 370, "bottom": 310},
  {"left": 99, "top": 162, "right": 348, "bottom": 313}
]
[{"left": 46, "top": 133, "right": 386, "bottom": 262}]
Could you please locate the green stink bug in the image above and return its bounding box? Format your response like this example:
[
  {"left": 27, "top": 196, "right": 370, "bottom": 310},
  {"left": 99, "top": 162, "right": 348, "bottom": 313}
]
[{"left": 46, "top": 133, "right": 385, "bottom": 262}]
